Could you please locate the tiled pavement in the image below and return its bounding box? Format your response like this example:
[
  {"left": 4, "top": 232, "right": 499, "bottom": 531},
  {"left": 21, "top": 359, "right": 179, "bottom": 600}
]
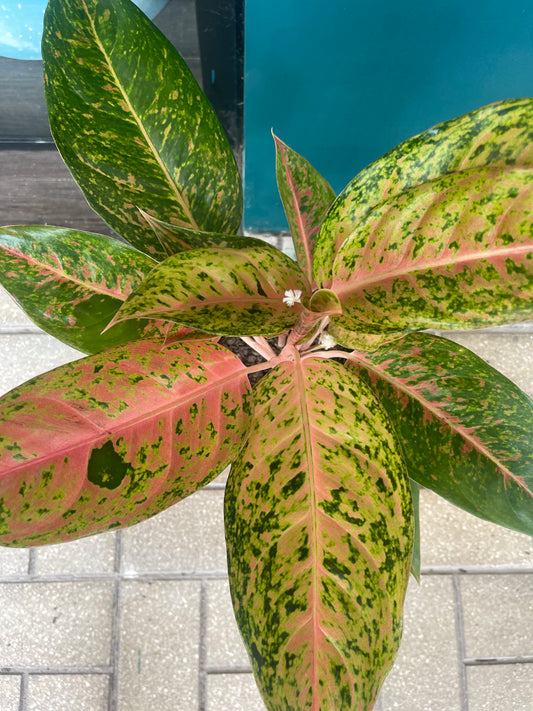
[{"left": 0, "top": 246, "right": 532, "bottom": 710}]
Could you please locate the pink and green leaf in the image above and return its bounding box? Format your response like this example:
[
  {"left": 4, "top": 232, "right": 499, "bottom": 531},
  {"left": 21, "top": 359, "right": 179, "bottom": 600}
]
[
  {"left": 42, "top": 0, "right": 242, "bottom": 259},
  {"left": 332, "top": 166, "right": 533, "bottom": 334},
  {"left": 274, "top": 134, "right": 335, "bottom": 286},
  {"left": 0, "top": 226, "right": 176, "bottom": 354},
  {"left": 225, "top": 356, "right": 413, "bottom": 710},
  {"left": 349, "top": 332, "right": 533, "bottom": 536},
  {"left": 0, "top": 340, "right": 251, "bottom": 547},
  {"left": 314, "top": 98, "right": 533, "bottom": 286},
  {"left": 110, "top": 244, "right": 311, "bottom": 337}
]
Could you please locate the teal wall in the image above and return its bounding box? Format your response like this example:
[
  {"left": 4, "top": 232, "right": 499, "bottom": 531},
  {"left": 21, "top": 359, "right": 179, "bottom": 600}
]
[{"left": 243, "top": 0, "right": 533, "bottom": 231}]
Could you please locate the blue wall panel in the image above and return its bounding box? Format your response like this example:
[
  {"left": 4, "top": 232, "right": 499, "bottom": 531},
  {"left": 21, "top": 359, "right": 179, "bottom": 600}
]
[{"left": 244, "top": 1, "right": 533, "bottom": 231}]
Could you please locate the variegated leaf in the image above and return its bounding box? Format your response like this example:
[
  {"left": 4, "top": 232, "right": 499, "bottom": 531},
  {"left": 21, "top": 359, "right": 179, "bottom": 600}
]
[
  {"left": 140, "top": 209, "right": 273, "bottom": 256},
  {"left": 274, "top": 133, "right": 335, "bottom": 286},
  {"left": 328, "top": 321, "right": 405, "bottom": 353},
  {"left": 314, "top": 98, "right": 533, "bottom": 286},
  {"left": 42, "top": 0, "right": 242, "bottom": 259},
  {"left": 110, "top": 244, "right": 310, "bottom": 336},
  {"left": 0, "top": 340, "right": 251, "bottom": 546},
  {"left": 225, "top": 356, "right": 413, "bottom": 710},
  {"left": 0, "top": 226, "right": 174, "bottom": 354},
  {"left": 332, "top": 166, "right": 533, "bottom": 334},
  {"left": 349, "top": 332, "right": 533, "bottom": 535}
]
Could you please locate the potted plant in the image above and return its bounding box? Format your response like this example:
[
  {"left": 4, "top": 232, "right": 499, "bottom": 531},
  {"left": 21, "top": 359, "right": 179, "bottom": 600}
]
[{"left": 0, "top": 0, "right": 531, "bottom": 708}]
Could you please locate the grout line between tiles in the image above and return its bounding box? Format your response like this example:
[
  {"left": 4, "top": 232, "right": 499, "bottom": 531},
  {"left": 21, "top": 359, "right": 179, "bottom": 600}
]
[
  {"left": 421, "top": 565, "right": 533, "bottom": 575},
  {"left": 198, "top": 579, "right": 208, "bottom": 711},
  {"left": 27, "top": 549, "right": 36, "bottom": 577},
  {"left": 108, "top": 531, "right": 124, "bottom": 711},
  {"left": 464, "top": 655, "right": 533, "bottom": 666},
  {"left": 2, "top": 667, "right": 113, "bottom": 675},
  {"left": 452, "top": 575, "right": 469, "bottom": 711},
  {"left": 205, "top": 665, "right": 253, "bottom": 675},
  {"left": 0, "top": 570, "right": 229, "bottom": 584},
  {"left": 19, "top": 673, "right": 28, "bottom": 711}
]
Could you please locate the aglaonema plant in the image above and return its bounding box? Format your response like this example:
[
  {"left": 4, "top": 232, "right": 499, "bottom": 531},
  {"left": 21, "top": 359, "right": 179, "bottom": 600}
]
[{"left": 0, "top": 0, "right": 532, "bottom": 708}]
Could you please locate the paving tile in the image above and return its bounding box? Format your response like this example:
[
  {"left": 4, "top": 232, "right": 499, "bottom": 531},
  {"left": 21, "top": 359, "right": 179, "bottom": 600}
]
[
  {"left": 0, "top": 284, "right": 33, "bottom": 324},
  {"left": 0, "top": 333, "right": 81, "bottom": 395},
  {"left": 119, "top": 580, "right": 200, "bottom": 711},
  {"left": 34, "top": 531, "right": 116, "bottom": 576},
  {"left": 207, "top": 673, "right": 267, "bottom": 711},
  {"left": 379, "top": 576, "right": 460, "bottom": 711},
  {"left": 0, "top": 546, "right": 29, "bottom": 577},
  {"left": 467, "top": 663, "right": 533, "bottom": 711},
  {"left": 419, "top": 489, "right": 533, "bottom": 567},
  {"left": 0, "top": 582, "right": 114, "bottom": 665},
  {"left": 205, "top": 579, "right": 249, "bottom": 667},
  {"left": 0, "top": 675, "right": 21, "bottom": 711},
  {"left": 27, "top": 674, "right": 109, "bottom": 711},
  {"left": 122, "top": 489, "right": 227, "bottom": 573},
  {"left": 444, "top": 331, "right": 533, "bottom": 397},
  {"left": 460, "top": 574, "right": 533, "bottom": 658}
]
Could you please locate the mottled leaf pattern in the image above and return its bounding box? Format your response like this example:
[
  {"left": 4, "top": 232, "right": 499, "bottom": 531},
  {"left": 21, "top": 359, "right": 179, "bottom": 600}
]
[
  {"left": 314, "top": 98, "right": 533, "bottom": 286},
  {"left": 42, "top": 0, "right": 242, "bottom": 259},
  {"left": 349, "top": 333, "right": 533, "bottom": 536},
  {"left": 333, "top": 167, "right": 533, "bottom": 334},
  {"left": 0, "top": 341, "right": 251, "bottom": 546},
  {"left": 140, "top": 209, "right": 272, "bottom": 256},
  {"left": 0, "top": 226, "right": 174, "bottom": 354},
  {"left": 274, "top": 134, "right": 335, "bottom": 286},
  {"left": 328, "top": 321, "right": 405, "bottom": 353},
  {"left": 1, "top": 6, "right": 531, "bottom": 704},
  {"left": 110, "top": 244, "right": 310, "bottom": 336},
  {"left": 225, "top": 356, "right": 413, "bottom": 710}
]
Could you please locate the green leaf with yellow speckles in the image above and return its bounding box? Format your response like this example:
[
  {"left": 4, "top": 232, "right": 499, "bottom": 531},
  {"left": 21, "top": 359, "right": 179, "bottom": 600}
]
[
  {"left": 109, "top": 243, "right": 311, "bottom": 337},
  {"left": 42, "top": 0, "right": 242, "bottom": 260},
  {"left": 274, "top": 133, "right": 335, "bottom": 286},
  {"left": 349, "top": 332, "right": 533, "bottom": 536},
  {"left": 0, "top": 225, "right": 175, "bottom": 354},
  {"left": 314, "top": 98, "right": 533, "bottom": 286},
  {"left": 225, "top": 356, "right": 413, "bottom": 710},
  {"left": 0, "top": 340, "right": 251, "bottom": 547},
  {"left": 139, "top": 209, "right": 274, "bottom": 257},
  {"left": 332, "top": 166, "right": 533, "bottom": 335},
  {"left": 328, "top": 320, "right": 405, "bottom": 353}
]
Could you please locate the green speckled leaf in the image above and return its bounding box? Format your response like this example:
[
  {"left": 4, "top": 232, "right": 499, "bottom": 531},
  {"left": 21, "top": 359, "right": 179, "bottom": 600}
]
[
  {"left": 332, "top": 166, "right": 533, "bottom": 334},
  {"left": 328, "top": 321, "right": 405, "bottom": 353},
  {"left": 0, "top": 225, "right": 172, "bottom": 354},
  {"left": 314, "top": 98, "right": 533, "bottom": 286},
  {"left": 225, "top": 356, "right": 413, "bottom": 710},
  {"left": 0, "top": 340, "right": 251, "bottom": 546},
  {"left": 110, "top": 244, "right": 310, "bottom": 336},
  {"left": 349, "top": 332, "right": 533, "bottom": 536},
  {"left": 274, "top": 134, "right": 335, "bottom": 286},
  {"left": 140, "top": 209, "right": 273, "bottom": 256},
  {"left": 42, "top": 0, "right": 242, "bottom": 259}
]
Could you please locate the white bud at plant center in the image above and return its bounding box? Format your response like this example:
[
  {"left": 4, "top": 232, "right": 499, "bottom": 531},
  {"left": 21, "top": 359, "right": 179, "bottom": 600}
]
[
  {"left": 319, "top": 333, "right": 336, "bottom": 350},
  {"left": 282, "top": 289, "right": 302, "bottom": 307}
]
